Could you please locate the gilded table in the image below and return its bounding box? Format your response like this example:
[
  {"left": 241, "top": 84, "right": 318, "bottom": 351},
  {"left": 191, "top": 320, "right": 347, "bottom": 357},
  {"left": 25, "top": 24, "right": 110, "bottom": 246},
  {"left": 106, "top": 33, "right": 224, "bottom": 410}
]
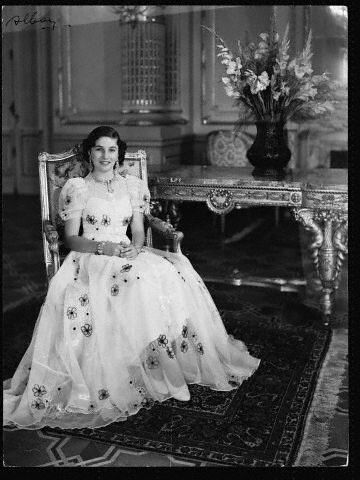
[{"left": 148, "top": 166, "right": 348, "bottom": 320}]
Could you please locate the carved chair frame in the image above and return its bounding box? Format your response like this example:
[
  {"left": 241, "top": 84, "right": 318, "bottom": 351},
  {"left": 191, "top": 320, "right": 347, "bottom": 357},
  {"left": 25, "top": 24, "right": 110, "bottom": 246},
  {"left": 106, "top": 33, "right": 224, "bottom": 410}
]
[{"left": 38, "top": 147, "right": 183, "bottom": 282}]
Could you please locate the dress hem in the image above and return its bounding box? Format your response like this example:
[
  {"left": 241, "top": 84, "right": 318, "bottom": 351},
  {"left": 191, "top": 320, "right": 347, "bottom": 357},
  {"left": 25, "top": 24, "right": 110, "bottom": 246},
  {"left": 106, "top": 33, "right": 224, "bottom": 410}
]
[{"left": 3, "top": 360, "right": 260, "bottom": 432}]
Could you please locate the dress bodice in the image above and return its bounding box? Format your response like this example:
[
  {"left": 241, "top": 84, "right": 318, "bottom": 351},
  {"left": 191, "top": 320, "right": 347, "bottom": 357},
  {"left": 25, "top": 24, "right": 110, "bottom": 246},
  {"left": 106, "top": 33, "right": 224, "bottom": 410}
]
[
  {"left": 58, "top": 173, "right": 150, "bottom": 244},
  {"left": 82, "top": 192, "right": 133, "bottom": 244}
]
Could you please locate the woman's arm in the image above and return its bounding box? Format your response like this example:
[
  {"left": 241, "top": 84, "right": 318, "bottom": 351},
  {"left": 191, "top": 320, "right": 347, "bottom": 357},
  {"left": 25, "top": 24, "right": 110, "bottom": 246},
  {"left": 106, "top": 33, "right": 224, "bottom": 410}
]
[
  {"left": 64, "top": 218, "right": 121, "bottom": 256},
  {"left": 131, "top": 212, "right": 145, "bottom": 249},
  {"left": 120, "top": 212, "right": 145, "bottom": 260}
]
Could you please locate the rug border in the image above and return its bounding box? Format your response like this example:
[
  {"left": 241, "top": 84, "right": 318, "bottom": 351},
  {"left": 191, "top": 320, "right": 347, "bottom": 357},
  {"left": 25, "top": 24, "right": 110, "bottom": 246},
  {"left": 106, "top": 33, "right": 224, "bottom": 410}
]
[
  {"left": 285, "top": 327, "right": 333, "bottom": 465},
  {"left": 293, "top": 329, "right": 348, "bottom": 466},
  {"left": 43, "top": 319, "right": 332, "bottom": 467}
]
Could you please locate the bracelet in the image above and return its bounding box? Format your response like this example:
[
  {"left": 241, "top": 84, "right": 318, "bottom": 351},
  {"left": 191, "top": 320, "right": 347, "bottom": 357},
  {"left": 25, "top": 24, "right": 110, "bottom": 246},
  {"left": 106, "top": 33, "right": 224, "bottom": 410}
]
[
  {"left": 95, "top": 241, "right": 105, "bottom": 255},
  {"left": 133, "top": 244, "right": 143, "bottom": 254}
]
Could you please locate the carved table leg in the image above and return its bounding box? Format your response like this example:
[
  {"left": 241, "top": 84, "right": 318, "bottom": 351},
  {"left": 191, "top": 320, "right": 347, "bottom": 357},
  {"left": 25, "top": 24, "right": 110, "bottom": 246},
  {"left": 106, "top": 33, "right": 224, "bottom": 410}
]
[{"left": 292, "top": 208, "right": 348, "bottom": 322}]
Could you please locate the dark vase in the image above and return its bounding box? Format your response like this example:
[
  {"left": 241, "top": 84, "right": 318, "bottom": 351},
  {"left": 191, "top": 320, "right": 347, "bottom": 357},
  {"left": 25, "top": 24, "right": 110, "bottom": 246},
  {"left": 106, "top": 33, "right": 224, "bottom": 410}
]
[{"left": 246, "top": 121, "right": 291, "bottom": 178}]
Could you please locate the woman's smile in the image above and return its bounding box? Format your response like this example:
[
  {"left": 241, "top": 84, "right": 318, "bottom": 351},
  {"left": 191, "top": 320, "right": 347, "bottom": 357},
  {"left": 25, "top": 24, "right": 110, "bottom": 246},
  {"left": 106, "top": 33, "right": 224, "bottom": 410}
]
[{"left": 90, "top": 137, "right": 119, "bottom": 177}]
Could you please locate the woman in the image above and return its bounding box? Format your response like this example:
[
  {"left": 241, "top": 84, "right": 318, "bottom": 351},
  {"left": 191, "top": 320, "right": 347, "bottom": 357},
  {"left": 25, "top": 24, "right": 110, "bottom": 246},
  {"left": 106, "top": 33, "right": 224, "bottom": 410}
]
[{"left": 4, "top": 126, "right": 260, "bottom": 430}]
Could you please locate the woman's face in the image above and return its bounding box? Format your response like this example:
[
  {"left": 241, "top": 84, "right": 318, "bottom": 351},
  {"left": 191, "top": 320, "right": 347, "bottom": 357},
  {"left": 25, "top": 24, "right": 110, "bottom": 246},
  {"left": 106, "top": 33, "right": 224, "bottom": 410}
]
[{"left": 90, "top": 136, "right": 118, "bottom": 175}]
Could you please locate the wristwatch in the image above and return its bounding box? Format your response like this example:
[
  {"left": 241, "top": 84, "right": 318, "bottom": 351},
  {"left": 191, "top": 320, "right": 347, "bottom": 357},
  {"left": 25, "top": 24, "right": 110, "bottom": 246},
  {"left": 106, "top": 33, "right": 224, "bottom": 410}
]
[{"left": 95, "top": 241, "right": 105, "bottom": 255}]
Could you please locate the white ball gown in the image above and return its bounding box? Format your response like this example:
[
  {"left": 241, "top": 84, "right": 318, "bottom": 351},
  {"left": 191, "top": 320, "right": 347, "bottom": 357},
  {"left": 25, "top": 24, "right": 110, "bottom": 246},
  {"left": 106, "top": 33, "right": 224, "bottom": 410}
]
[{"left": 3, "top": 172, "right": 260, "bottom": 430}]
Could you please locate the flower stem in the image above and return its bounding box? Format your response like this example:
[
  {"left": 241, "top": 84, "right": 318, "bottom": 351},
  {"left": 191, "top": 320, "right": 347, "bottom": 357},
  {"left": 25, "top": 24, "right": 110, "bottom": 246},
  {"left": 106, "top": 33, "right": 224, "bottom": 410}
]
[{"left": 257, "top": 93, "right": 266, "bottom": 117}]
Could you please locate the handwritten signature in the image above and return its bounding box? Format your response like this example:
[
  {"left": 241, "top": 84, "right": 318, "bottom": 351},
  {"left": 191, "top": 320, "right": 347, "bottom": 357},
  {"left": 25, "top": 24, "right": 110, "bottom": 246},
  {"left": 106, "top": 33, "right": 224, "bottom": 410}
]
[{"left": 5, "top": 11, "right": 70, "bottom": 31}]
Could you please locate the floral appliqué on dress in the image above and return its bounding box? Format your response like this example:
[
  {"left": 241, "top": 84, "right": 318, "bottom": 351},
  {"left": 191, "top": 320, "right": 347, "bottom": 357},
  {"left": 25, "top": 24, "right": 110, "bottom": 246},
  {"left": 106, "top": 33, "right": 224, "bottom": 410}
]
[
  {"left": 98, "top": 389, "right": 110, "bottom": 400},
  {"left": 79, "top": 294, "right": 89, "bottom": 306},
  {"left": 146, "top": 356, "right": 160, "bottom": 369},
  {"left": 81, "top": 323, "right": 93, "bottom": 337},
  {"left": 31, "top": 384, "right": 47, "bottom": 410},
  {"left": 67, "top": 307, "right": 77, "bottom": 319},
  {"left": 31, "top": 398, "right": 46, "bottom": 410},
  {"left": 101, "top": 215, "right": 111, "bottom": 227},
  {"left": 180, "top": 323, "right": 205, "bottom": 355},
  {"left": 86, "top": 214, "right": 97, "bottom": 225},
  {"left": 32, "top": 384, "right": 47, "bottom": 397},
  {"left": 156, "top": 334, "right": 175, "bottom": 358}
]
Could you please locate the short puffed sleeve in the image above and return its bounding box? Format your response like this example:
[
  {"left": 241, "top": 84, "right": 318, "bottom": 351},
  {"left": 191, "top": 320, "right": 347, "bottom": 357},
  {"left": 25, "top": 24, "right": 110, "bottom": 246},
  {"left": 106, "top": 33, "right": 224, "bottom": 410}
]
[
  {"left": 126, "top": 175, "right": 151, "bottom": 214},
  {"left": 58, "top": 177, "right": 88, "bottom": 221}
]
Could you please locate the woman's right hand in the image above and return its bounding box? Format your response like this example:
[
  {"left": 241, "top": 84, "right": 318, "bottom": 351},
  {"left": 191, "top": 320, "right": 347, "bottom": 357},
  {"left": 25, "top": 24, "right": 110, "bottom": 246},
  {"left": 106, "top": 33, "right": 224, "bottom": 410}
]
[{"left": 102, "top": 242, "right": 123, "bottom": 257}]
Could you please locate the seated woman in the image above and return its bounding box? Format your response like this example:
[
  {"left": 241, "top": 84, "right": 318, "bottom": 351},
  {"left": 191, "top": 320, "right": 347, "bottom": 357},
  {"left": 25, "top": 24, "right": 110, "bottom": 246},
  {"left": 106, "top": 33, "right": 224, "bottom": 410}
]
[{"left": 3, "top": 126, "right": 260, "bottom": 430}]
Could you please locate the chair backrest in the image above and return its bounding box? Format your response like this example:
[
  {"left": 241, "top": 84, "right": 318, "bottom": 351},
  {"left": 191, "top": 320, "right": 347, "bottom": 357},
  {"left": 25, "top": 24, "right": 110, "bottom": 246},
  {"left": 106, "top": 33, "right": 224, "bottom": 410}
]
[
  {"left": 38, "top": 146, "right": 148, "bottom": 275},
  {"left": 206, "top": 130, "right": 254, "bottom": 167},
  {"left": 39, "top": 145, "right": 148, "bottom": 230}
]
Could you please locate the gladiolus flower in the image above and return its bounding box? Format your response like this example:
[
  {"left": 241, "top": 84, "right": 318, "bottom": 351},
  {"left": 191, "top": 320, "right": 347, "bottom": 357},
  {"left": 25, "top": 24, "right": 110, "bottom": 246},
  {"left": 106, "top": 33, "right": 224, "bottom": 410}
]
[
  {"left": 294, "top": 64, "right": 313, "bottom": 79},
  {"left": 226, "top": 61, "right": 237, "bottom": 75},
  {"left": 205, "top": 22, "right": 338, "bottom": 122},
  {"left": 272, "top": 90, "right": 281, "bottom": 101},
  {"left": 280, "top": 81, "right": 290, "bottom": 96},
  {"left": 246, "top": 70, "right": 270, "bottom": 94},
  {"left": 226, "top": 57, "right": 242, "bottom": 75},
  {"left": 295, "top": 82, "right": 317, "bottom": 100},
  {"left": 224, "top": 84, "right": 234, "bottom": 97}
]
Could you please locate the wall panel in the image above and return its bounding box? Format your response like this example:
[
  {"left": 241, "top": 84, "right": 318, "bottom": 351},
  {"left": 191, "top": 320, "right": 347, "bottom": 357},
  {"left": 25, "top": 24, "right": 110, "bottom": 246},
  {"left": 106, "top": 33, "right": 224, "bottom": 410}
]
[
  {"left": 201, "top": 6, "right": 272, "bottom": 126},
  {"left": 2, "top": 131, "right": 15, "bottom": 194}
]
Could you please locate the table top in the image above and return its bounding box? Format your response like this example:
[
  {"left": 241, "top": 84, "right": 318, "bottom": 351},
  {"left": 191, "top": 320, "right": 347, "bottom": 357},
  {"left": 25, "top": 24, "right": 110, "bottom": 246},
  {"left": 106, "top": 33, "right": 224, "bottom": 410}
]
[
  {"left": 148, "top": 166, "right": 347, "bottom": 191},
  {"left": 148, "top": 166, "right": 347, "bottom": 211}
]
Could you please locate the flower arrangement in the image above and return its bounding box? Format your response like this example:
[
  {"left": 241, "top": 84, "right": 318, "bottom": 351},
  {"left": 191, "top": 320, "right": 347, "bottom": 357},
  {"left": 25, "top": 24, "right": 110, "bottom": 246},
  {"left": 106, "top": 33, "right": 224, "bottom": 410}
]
[{"left": 203, "top": 24, "right": 340, "bottom": 125}]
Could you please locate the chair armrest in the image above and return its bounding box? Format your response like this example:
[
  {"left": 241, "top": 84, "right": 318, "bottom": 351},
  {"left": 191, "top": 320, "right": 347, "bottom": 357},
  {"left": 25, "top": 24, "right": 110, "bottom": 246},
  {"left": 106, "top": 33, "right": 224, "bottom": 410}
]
[
  {"left": 145, "top": 213, "right": 184, "bottom": 253},
  {"left": 43, "top": 220, "right": 60, "bottom": 252}
]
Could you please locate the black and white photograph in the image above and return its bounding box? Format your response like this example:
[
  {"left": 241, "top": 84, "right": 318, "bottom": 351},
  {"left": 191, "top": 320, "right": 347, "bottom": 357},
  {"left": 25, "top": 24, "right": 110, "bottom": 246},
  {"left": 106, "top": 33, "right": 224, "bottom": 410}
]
[{"left": 3, "top": 4, "right": 348, "bottom": 468}]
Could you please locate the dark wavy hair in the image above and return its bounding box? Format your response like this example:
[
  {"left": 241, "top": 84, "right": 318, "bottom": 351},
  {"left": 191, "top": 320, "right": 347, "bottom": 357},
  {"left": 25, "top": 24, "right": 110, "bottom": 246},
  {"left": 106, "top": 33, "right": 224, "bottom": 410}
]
[{"left": 82, "top": 126, "right": 127, "bottom": 167}]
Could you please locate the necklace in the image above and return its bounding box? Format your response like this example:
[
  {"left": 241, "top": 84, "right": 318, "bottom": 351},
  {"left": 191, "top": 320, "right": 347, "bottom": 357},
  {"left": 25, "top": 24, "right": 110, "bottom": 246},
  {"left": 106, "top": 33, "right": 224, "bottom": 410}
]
[{"left": 91, "top": 173, "right": 116, "bottom": 193}]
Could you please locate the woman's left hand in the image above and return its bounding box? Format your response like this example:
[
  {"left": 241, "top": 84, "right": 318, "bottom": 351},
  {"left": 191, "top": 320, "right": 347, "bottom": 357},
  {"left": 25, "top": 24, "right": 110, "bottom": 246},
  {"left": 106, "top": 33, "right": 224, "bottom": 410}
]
[{"left": 119, "top": 244, "right": 140, "bottom": 260}]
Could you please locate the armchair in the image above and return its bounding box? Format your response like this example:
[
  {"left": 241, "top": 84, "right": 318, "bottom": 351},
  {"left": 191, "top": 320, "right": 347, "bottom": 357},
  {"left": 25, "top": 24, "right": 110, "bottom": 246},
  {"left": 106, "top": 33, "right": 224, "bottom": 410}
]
[{"left": 38, "top": 146, "right": 184, "bottom": 282}]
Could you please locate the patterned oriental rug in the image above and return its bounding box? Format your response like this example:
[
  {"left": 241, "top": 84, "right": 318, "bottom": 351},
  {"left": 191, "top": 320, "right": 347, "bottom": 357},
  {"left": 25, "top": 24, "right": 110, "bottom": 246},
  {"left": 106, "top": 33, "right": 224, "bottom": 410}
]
[{"left": 39, "top": 284, "right": 331, "bottom": 467}]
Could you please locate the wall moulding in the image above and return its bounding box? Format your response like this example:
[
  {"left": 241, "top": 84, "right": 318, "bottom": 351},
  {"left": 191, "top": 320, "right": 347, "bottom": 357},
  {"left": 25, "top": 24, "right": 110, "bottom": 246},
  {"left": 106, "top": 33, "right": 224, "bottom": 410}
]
[
  {"left": 53, "top": 6, "right": 122, "bottom": 128},
  {"left": 20, "top": 129, "right": 44, "bottom": 177},
  {"left": 200, "top": 6, "right": 272, "bottom": 125},
  {"left": 200, "top": 6, "right": 312, "bottom": 127},
  {"left": 52, "top": 6, "right": 187, "bottom": 130},
  {"left": 200, "top": 8, "right": 239, "bottom": 125},
  {"left": 2, "top": 131, "right": 14, "bottom": 176}
]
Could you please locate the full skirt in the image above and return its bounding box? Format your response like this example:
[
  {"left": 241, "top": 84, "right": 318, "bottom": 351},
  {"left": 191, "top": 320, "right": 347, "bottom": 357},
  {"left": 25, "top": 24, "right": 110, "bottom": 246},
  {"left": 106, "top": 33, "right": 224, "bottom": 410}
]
[{"left": 3, "top": 248, "right": 260, "bottom": 430}]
